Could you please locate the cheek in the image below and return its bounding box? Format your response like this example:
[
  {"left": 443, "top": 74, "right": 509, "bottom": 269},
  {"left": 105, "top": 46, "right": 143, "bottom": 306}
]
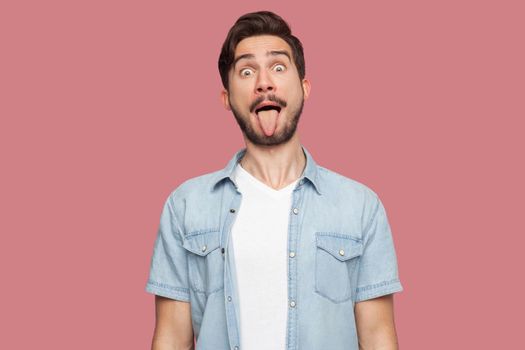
[
  {"left": 278, "top": 77, "right": 301, "bottom": 95},
  {"left": 231, "top": 90, "right": 254, "bottom": 110},
  {"left": 285, "top": 84, "right": 304, "bottom": 105},
  {"left": 229, "top": 93, "right": 251, "bottom": 112}
]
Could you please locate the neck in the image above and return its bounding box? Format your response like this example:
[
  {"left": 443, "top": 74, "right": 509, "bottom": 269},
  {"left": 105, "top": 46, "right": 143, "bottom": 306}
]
[{"left": 239, "top": 136, "right": 305, "bottom": 191}]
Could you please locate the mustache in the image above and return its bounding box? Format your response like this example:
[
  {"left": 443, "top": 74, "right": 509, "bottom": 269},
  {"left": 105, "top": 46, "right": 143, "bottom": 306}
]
[{"left": 250, "top": 94, "right": 287, "bottom": 113}]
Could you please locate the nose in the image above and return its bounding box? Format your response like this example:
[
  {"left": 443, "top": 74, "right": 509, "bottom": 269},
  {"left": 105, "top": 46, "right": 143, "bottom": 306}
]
[{"left": 255, "top": 70, "right": 275, "bottom": 94}]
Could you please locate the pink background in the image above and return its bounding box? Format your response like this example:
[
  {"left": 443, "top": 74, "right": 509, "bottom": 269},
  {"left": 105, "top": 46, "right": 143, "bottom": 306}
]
[{"left": 1, "top": 0, "right": 524, "bottom": 348}]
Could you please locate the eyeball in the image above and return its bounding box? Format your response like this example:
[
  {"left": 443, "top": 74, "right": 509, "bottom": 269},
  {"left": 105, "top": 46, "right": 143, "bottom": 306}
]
[
  {"left": 240, "top": 68, "right": 253, "bottom": 76},
  {"left": 274, "top": 64, "right": 286, "bottom": 72}
]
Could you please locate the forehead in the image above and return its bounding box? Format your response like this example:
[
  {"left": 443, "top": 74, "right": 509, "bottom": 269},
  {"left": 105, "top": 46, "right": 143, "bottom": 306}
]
[{"left": 234, "top": 35, "right": 292, "bottom": 59}]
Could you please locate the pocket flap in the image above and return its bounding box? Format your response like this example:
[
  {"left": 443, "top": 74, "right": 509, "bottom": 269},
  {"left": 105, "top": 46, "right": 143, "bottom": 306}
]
[
  {"left": 315, "top": 233, "right": 363, "bottom": 262},
  {"left": 183, "top": 229, "right": 221, "bottom": 256}
]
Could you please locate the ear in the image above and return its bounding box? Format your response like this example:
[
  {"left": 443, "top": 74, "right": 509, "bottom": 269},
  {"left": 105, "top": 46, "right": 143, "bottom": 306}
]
[
  {"left": 221, "top": 89, "right": 231, "bottom": 111},
  {"left": 301, "top": 78, "right": 311, "bottom": 101}
]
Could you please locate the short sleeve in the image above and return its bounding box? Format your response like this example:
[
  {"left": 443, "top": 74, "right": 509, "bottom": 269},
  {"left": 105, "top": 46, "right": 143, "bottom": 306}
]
[
  {"left": 145, "top": 193, "right": 190, "bottom": 302},
  {"left": 354, "top": 196, "right": 403, "bottom": 302}
]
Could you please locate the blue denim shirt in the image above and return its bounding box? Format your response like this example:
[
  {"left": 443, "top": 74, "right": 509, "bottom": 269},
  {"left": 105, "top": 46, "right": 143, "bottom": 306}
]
[{"left": 145, "top": 145, "right": 403, "bottom": 350}]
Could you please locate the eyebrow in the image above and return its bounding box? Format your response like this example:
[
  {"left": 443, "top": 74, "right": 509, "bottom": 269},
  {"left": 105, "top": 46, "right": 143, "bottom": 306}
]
[{"left": 233, "top": 50, "right": 292, "bottom": 68}]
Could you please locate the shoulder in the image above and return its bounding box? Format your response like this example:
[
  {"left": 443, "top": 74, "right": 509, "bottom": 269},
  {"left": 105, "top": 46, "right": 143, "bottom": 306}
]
[
  {"left": 164, "top": 169, "right": 225, "bottom": 209},
  {"left": 317, "top": 165, "right": 380, "bottom": 203},
  {"left": 316, "top": 165, "right": 385, "bottom": 230}
]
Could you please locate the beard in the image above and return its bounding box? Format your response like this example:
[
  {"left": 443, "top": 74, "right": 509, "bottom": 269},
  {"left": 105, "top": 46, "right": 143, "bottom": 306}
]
[{"left": 230, "top": 94, "right": 304, "bottom": 146}]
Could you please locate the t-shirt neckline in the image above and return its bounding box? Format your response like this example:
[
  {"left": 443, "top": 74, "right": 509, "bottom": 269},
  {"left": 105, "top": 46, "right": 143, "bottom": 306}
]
[{"left": 235, "top": 162, "right": 300, "bottom": 196}]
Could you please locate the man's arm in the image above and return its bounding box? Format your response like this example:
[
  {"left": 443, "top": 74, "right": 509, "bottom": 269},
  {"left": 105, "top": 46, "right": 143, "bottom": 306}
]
[
  {"left": 151, "top": 295, "right": 194, "bottom": 350},
  {"left": 354, "top": 294, "right": 400, "bottom": 350}
]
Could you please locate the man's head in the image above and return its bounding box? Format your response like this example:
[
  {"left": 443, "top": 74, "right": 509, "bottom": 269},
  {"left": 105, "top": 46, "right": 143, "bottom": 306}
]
[{"left": 218, "top": 11, "right": 311, "bottom": 146}]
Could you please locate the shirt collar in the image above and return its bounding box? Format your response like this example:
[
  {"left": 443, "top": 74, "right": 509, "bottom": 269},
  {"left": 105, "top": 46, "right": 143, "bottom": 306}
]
[{"left": 211, "top": 145, "right": 322, "bottom": 195}]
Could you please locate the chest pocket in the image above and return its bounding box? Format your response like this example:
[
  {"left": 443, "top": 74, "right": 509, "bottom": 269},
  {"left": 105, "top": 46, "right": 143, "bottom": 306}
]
[
  {"left": 314, "top": 232, "right": 363, "bottom": 303},
  {"left": 182, "top": 229, "right": 224, "bottom": 295}
]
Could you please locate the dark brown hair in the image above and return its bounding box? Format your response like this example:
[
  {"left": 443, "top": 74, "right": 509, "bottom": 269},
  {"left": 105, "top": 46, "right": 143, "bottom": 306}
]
[{"left": 218, "top": 11, "right": 306, "bottom": 90}]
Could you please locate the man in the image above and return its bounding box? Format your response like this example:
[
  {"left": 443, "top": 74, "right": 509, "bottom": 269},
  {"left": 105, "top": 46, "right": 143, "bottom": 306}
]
[{"left": 146, "top": 11, "right": 403, "bottom": 350}]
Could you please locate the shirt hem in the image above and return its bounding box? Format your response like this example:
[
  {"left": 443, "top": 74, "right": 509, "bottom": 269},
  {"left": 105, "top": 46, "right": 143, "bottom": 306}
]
[
  {"left": 145, "top": 281, "right": 190, "bottom": 302},
  {"left": 354, "top": 279, "right": 403, "bottom": 302}
]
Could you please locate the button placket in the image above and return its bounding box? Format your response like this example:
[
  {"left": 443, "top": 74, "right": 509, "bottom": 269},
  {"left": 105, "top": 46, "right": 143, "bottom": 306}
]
[
  {"left": 222, "top": 190, "right": 242, "bottom": 350},
  {"left": 286, "top": 186, "right": 304, "bottom": 350}
]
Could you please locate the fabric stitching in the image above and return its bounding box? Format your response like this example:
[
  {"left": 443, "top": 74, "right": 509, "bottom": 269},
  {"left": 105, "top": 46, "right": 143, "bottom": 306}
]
[
  {"left": 315, "top": 231, "right": 362, "bottom": 242},
  {"left": 147, "top": 280, "right": 190, "bottom": 296},
  {"left": 185, "top": 228, "right": 220, "bottom": 238},
  {"left": 356, "top": 278, "right": 400, "bottom": 293}
]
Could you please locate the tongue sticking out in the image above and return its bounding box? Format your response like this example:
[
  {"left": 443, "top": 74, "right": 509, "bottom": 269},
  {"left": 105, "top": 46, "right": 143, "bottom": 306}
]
[{"left": 256, "top": 109, "right": 279, "bottom": 136}]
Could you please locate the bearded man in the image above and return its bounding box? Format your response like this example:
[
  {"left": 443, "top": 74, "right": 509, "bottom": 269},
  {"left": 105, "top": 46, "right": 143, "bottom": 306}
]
[{"left": 146, "top": 10, "right": 404, "bottom": 350}]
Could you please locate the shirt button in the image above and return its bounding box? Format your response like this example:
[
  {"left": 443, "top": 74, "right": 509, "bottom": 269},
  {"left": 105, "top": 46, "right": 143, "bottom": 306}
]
[
  {"left": 227, "top": 296, "right": 232, "bottom": 302},
  {"left": 230, "top": 208, "right": 236, "bottom": 213},
  {"left": 339, "top": 249, "right": 345, "bottom": 256},
  {"left": 290, "top": 300, "right": 296, "bottom": 308},
  {"left": 234, "top": 347, "right": 239, "bottom": 350},
  {"left": 201, "top": 245, "right": 207, "bottom": 252},
  {"left": 292, "top": 208, "right": 299, "bottom": 215},
  {"left": 300, "top": 179, "right": 304, "bottom": 185},
  {"left": 289, "top": 251, "right": 296, "bottom": 258}
]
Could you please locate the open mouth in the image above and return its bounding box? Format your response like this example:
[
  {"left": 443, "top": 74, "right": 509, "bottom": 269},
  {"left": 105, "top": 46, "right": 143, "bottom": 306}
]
[
  {"left": 252, "top": 103, "right": 282, "bottom": 136},
  {"left": 254, "top": 104, "right": 282, "bottom": 116}
]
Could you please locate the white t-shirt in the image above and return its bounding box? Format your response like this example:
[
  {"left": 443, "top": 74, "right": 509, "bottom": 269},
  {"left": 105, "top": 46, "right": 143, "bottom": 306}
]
[{"left": 230, "top": 161, "right": 299, "bottom": 350}]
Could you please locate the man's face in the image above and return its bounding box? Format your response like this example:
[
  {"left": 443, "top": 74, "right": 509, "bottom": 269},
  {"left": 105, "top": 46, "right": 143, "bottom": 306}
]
[{"left": 221, "top": 35, "right": 311, "bottom": 146}]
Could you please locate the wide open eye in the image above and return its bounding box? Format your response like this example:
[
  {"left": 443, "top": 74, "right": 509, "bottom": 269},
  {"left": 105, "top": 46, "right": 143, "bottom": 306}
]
[
  {"left": 273, "top": 64, "right": 286, "bottom": 72},
  {"left": 240, "top": 68, "right": 254, "bottom": 77}
]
